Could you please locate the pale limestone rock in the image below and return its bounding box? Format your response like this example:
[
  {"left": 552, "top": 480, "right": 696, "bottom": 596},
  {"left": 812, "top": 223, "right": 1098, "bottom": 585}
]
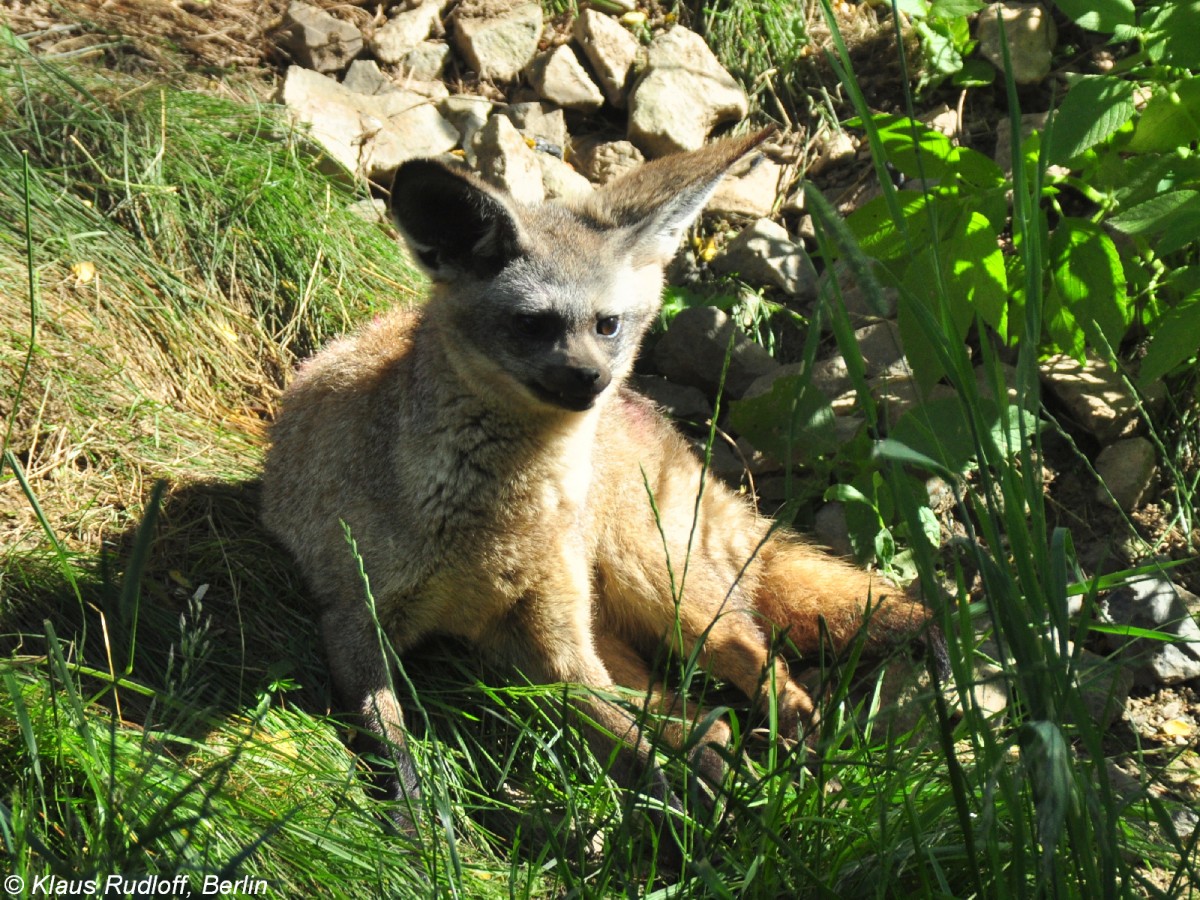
[
  {"left": 280, "top": 66, "right": 458, "bottom": 183},
  {"left": 627, "top": 26, "right": 748, "bottom": 157},
  {"left": 537, "top": 153, "right": 593, "bottom": 203},
  {"left": 709, "top": 155, "right": 786, "bottom": 219},
  {"left": 370, "top": 2, "right": 441, "bottom": 64},
  {"left": 471, "top": 114, "right": 545, "bottom": 204},
  {"left": 398, "top": 42, "right": 451, "bottom": 81},
  {"left": 1040, "top": 353, "right": 1145, "bottom": 443},
  {"left": 1102, "top": 577, "right": 1200, "bottom": 685},
  {"left": 527, "top": 45, "right": 604, "bottom": 111},
  {"left": 1094, "top": 437, "right": 1157, "bottom": 512},
  {"left": 504, "top": 101, "right": 567, "bottom": 149},
  {"left": 279, "top": 1, "right": 363, "bottom": 74},
  {"left": 342, "top": 59, "right": 394, "bottom": 96},
  {"left": 453, "top": 0, "right": 542, "bottom": 82},
  {"left": 439, "top": 95, "right": 494, "bottom": 156},
  {"left": 711, "top": 218, "right": 818, "bottom": 299},
  {"left": 977, "top": 2, "right": 1057, "bottom": 85},
  {"left": 652, "top": 305, "right": 778, "bottom": 399},
  {"left": 573, "top": 8, "right": 639, "bottom": 108},
  {"left": 568, "top": 137, "right": 643, "bottom": 184}
]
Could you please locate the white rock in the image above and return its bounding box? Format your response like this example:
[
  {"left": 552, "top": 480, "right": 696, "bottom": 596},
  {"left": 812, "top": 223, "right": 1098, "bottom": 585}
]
[
  {"left": 342, "top": 59, "right": 394, "bottom": 96},
  {"left": 370, "top": 2, "right": 440, "bottom": 64},
  {"left": 398, "top": 41, "right": 451, "bottom": 81},
  {"left": 1094, "top": 437, "right": 1156, "bottom": 512},
  {"left": 709, "top": 155, "right": 786, "bottom": 219},
  {"left": 977, "top": 2, "right": 1057, "bottom": 85},
  {"left": 537, "top": 153, "right": 593, "bottom": 203},
  {"left": 280, "top": 66, "right": 459, "bottom": 183},
  {"left": 627, "top": 26, "right": 749, "bottom": 157},
  {"left": 279, "top": 1, "right": 363, "bottom": 74},
  {"left": 439, "top": 94, "right": 494, "bottom": 155},
  {"left": 814, "top": 502, "right": 854, "bottom": 558},
  {"left": 1040, "top": 353, "right": 1143, "bottom": 443},
  {"left": 711, "top": 218, "right": 818, "bottom": 299},
  {"left": 652, "top": 305, "right": 778, "bottom": 399},
  {"left": 527, "top": 45, "right": 604, "bottom": 111},
  {"left": 1102, "top": 577, "right": 1200, "bottom": 686},
  {"left": 471, "top": 114, "right": 545, "bottom": 204},
  {"left": 504, "top": 101, "right": 567, "bottom": 150},
  {"left": 453, "top": 0, "right": 543, "bottom": 82},
  {"left": 568, "top": 137, "right": 643, "bottom": 184},
  {"left": 855, "top": 320, "right": 905, "bottom": 378},
  {"left": 573, "top": 8, "right": 639, "bottom": 108}
]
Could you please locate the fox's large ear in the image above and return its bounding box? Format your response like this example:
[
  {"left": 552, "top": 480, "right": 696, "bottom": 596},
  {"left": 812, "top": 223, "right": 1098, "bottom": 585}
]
[
  {"left": 584, "top": 128, "right": 776, "bottom": 266},
  {"left": 390, "top": 159, "right": 525, "bottom": 281}
]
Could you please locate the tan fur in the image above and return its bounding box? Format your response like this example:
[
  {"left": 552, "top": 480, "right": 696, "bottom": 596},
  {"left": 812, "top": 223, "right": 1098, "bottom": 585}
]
[{"left": 261, "top": 132, "right": 935, "bottom": 828}]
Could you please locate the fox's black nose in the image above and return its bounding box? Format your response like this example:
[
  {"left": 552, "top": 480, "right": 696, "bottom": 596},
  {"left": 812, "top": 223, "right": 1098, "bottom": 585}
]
[{"left": 535, "top": 364, "right": 612, "bottom": 411}]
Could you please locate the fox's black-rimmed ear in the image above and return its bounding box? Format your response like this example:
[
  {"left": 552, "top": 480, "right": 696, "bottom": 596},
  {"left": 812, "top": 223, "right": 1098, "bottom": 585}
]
[
  {"left": 584, "top": 128, "right": 777, "bottom": 266},
  {"left": 390, "top": 159, "right": 526, "bottom": 281}
]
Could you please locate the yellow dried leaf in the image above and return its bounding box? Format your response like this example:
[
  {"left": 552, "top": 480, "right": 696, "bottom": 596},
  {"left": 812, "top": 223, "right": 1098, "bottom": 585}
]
[{"left": 1161, "top": 719, "right": 1194, "bottom": 738}]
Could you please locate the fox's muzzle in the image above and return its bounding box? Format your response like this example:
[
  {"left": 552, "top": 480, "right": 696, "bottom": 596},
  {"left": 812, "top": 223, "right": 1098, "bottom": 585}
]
[{"left": 533, "top": 363, "right": 612, "bottom": 411}]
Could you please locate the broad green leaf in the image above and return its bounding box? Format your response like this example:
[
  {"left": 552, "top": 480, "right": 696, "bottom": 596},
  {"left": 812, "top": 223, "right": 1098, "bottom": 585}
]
[
  {"left": 1143, "top": 1, "right": 1200, "bottom": 68},
  {"left": 1051, "top": 0, "right": 1134, "bottom": 32},
  {"left": 916, "top": 18, "right": 966, "bottom": 86},
  {"left": 1108, "top": 190, "right": 1200, "bottom": 236},
  {"left": 1044, "top": 218, "right": 1130, "bottom": 359},
  {"left": 1129, "top": 81, "right": 1200, "bottom": 153},
  {"left": 1138, "top": 292, "right": 1200, "bottom": 385},
  {"left": 846, "top": 190, "right": 931, "bottom": 262},
  {"left": 888, "top": 397, "right": 980, "bottom": 475},
  {"left": 1046, "top": 76, "right": 1135, "bottom": 165},
  {"left": 728, "top": 373, "right": 839, "bottom": 466},
  {"left": 931, "top": 0, "right": 984, "bottom": 17},
  {"left": 869, "top": 114, "right": 1004, "bottom": 188},
  {"left": 953, "top": 58, "right": 996, "bottom": 87},
  {"left": 898, "top": 209, "right": 1007, "bottom": 388}
]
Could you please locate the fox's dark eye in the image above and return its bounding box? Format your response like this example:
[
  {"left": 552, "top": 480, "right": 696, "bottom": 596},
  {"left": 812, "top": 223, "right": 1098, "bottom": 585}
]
[
  {"left": 512, "top": 314, "right": 556, "bottom": 340},
  {"left": 596, "top": 316, "right": 621, "bottom": 337}
]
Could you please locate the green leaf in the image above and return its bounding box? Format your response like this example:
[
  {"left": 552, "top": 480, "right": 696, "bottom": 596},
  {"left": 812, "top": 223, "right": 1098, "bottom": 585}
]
[
  {"left": 1051, "top": 0, "right": 1134, "bottom": 32},
  {"left": 898, "top": 209, "right": 1008, "bottom": 388},
  {"left": 915, "top": 18, "right": 966, "bottom": 87},
  {"left": 1044, "top": 218, "right": 1130, "bottom": 358},
  {"left": 1046, "top": 76, "right": 1135, "bottom": 165},
  {"left": 953, "top": 58, "right": 996, "bottom": 87},
  {"left": 895, "top": 0, "right": 930, "bottom": 16},
  {"left": 887, "top": 397, "right": 980, "bottom": 475},
  {"left": 1138, "top": 292, "right": 1200, "bottom": 385},
  {"left": 870, "top": 115, "right": 1004, "bottom": 188},
  {"left": 1129, "top": 81, "right": 1200, "bottom": 153},
  {"left": 846, "top": 190, "right": 931, "bottom": 263},
  {"left": 1143, "top": 1, "right": 1200, "bottom": 68},
  {"left": 728, "top": 373, "right": 839, "bottom": 466},
  {"left": 931, "top": 0, "right": 984, "bottom": 18},
  {"left": 1108, "top": 190, "right": 1200, "bottom": 236}
]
